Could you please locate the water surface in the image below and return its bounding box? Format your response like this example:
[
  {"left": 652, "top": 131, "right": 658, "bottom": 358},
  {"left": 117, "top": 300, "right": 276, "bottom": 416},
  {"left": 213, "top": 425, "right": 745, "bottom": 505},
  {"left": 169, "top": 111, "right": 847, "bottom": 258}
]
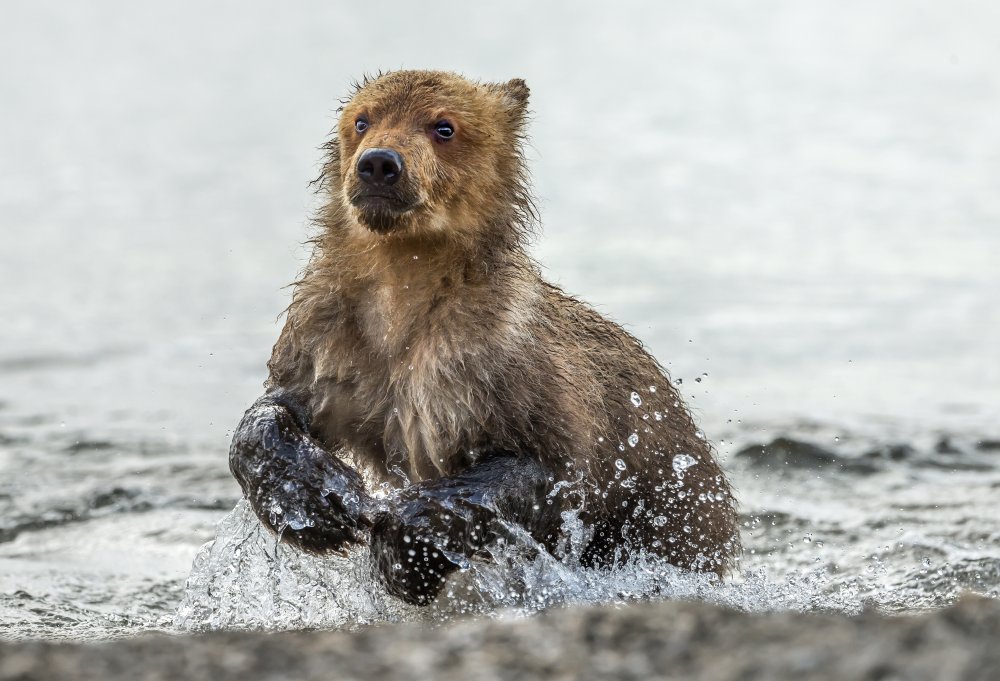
[{"left": 1, "top": 0, "right": 998, "bottom": 640}]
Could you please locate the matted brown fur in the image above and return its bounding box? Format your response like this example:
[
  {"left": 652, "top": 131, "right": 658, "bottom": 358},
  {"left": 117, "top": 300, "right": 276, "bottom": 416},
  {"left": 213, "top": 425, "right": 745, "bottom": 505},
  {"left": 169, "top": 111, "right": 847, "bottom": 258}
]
[{"left": 267, "top": 70, "right": 739, "bottom": 573}]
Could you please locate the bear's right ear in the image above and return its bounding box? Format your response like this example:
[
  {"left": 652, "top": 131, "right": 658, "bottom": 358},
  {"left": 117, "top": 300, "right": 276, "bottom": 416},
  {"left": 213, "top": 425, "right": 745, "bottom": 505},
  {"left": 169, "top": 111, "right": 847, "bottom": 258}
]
[{"left": 491, "top": 78, "right": 530, "bottom": 118}]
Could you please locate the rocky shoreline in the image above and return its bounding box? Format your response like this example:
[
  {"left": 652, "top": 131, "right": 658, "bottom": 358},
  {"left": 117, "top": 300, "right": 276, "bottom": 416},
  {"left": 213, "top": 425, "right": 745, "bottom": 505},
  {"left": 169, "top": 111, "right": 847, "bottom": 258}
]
[{"left": 2, "top": 596, "right": 997, "bottom": 680}]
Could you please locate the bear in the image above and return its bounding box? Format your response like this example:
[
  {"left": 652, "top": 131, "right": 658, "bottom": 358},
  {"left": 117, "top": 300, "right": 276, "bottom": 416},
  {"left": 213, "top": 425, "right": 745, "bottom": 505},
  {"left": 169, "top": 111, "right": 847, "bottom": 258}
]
[{"left": 229, "top": 70, "right": 740, "bottom": 605}]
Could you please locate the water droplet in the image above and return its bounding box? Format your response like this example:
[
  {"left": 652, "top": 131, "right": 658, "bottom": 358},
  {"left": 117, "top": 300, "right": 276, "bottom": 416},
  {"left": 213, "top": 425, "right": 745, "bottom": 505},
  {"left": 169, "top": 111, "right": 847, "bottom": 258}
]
[
  {"left": 630, "top": 391, "right": 642, "bottom": 407},
  {"left": 649, "top": 385, "right": 657, "bottom": 393},
  {"left": 672, "top": 453, "right": 698, "bottom": 475},
  {"left": 653, "top": 411, "right": 663, "bottom": 421},
  {"left": 628, "top": 432, "right": 639, "bottom": 447},
  {"left": 615, "top": 458, "right": 627, "bottom": 471},
  {"left": 674, "top": 378, "right": 683, "bottom": 386}
]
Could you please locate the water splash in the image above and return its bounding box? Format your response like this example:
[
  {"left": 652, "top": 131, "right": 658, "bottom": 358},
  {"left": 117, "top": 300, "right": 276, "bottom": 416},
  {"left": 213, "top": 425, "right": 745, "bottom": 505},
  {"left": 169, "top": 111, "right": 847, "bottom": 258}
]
[
  {"left": 174, "top": 495, "right": 986, "bottom": 634},
  {"left": 174, "top": 501, "right": 416, "bottom": 631}
]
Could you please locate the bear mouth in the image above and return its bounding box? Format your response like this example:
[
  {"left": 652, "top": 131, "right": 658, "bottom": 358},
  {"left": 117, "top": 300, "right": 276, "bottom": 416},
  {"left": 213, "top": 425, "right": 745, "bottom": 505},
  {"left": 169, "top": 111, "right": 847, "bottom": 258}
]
[
  {"left": 350, "top": 193, "right": 419, "bottom": 233},
  {"left": 352, "top": 193, "right": 413, "bottom": 212}
]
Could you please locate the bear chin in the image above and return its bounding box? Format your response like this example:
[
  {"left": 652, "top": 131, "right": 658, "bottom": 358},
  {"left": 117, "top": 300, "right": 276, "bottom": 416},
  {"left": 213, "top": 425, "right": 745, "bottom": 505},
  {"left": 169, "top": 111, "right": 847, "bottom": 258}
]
[
  {"left": 351, "top": 198, "right": 418, "bottom": 235},
  {"left": 358, "top": 211, "right": 402, "bottom": 234}
]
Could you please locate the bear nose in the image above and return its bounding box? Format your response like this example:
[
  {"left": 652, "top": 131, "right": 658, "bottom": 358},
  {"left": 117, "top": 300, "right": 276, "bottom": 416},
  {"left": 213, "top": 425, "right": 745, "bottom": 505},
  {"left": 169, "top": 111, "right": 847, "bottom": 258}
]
[{"left": 357, "top": 148, "right": 404, "bottom": 187}]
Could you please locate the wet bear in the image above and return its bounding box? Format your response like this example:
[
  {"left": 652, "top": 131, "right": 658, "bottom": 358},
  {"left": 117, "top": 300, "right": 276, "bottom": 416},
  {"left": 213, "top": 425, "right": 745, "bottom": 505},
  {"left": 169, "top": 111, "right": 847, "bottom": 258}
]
[{"left": 230, "top": 70, "right": 740, "bottom": 605}]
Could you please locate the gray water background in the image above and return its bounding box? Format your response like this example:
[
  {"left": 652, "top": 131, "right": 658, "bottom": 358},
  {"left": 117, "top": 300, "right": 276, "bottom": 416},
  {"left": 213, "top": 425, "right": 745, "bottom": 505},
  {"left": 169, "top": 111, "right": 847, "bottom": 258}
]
[{"left": 1, "top": 0, "right": 998, "bottom": 639}]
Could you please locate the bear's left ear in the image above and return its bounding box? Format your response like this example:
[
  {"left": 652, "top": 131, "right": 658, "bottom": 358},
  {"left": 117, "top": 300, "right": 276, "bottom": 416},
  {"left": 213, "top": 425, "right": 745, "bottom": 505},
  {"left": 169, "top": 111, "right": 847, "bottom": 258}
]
[{"left": 491, "top": 78, "right": 530, "bottom": 118}]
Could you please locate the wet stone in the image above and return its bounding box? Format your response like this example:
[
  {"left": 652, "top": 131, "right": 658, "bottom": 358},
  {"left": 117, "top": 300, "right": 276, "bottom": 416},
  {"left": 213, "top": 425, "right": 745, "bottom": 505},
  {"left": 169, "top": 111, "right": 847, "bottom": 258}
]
[
  {"left": 735, "top": 437, "right": 878, "bottom": 474},
  {"left": 863, "top": 444, "right": 916, "bottom": 462},
  {"left": 88, "top": 487, "right": 153, "bottom": 512}
]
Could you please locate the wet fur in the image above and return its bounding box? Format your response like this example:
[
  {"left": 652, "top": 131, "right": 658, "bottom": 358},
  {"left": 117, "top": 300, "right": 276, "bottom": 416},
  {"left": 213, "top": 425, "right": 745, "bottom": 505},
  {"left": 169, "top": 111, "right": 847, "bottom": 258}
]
[{"left": 267, "top": 70, "right": 739, "bottom": 573}]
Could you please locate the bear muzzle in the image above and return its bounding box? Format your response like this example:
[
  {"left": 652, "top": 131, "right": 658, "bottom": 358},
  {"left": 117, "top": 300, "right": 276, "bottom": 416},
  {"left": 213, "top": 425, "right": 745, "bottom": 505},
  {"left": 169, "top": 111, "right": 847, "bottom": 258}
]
[{"left": 348, "top": 147, "right": 422, "bottom": 233}]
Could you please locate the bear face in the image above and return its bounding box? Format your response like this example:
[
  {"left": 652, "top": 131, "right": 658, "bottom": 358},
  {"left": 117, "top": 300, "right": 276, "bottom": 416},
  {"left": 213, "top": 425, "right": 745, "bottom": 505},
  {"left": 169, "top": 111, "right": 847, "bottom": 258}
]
[{"left": 332, "top": 71, "right": 533, "bottom": 243}]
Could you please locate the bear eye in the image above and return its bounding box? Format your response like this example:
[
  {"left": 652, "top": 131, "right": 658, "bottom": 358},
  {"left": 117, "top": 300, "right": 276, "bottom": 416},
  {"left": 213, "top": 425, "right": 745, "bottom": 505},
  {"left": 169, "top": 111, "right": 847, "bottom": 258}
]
[
  {"left": 355, "top": 117, "right": 369, "bottom": 134},
  {"left": 433, "top": 120, "right": 455, "bottom": 141}
]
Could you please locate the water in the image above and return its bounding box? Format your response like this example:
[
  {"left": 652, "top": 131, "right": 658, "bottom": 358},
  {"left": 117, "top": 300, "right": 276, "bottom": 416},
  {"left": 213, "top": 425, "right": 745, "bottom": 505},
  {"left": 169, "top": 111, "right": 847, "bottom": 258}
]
[{"left": 1, "top": 0, "right": 998, "bottom": 641}]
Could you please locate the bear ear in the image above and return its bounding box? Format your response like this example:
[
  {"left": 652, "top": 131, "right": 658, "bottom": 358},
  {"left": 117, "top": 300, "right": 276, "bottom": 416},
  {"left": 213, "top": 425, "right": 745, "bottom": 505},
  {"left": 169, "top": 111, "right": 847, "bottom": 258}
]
[{"left": 493, "top": 78, "right": 530, "bottom": 116}]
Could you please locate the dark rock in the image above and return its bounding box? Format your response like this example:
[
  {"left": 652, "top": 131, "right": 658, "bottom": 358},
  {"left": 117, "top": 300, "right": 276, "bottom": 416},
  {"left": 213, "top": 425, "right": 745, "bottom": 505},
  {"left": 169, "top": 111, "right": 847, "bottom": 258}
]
[
  {"left": 736, "top": 438, "right": 837, "bottom": 468},
  {"left": 863, "top": 444, "right": 916, "bottom": 462},
  {"left": 735, "top": 438, "right": 878, "bottom": 474},
  {"left": 89, "top": 487, "right": 147, "bottom": 511}
]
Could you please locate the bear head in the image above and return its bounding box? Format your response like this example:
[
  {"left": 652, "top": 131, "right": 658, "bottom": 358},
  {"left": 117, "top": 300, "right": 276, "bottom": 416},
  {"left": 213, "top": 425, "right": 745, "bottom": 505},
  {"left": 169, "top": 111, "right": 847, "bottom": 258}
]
[{"left": 322, "top": 70, "right": 535, "bottom": 246}]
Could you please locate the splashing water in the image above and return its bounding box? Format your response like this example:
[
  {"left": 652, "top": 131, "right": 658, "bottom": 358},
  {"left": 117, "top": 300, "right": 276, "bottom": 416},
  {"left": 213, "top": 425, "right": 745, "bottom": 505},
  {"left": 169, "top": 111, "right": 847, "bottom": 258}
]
[
  {"left": 175, "top": 454, "right": 998, "bottom": 635},
  {"left": 175, "top": 500, "right": 730, "bottom": 632},
  {"left": 175, "top": 500, "right": 416, "bottom": 631}
]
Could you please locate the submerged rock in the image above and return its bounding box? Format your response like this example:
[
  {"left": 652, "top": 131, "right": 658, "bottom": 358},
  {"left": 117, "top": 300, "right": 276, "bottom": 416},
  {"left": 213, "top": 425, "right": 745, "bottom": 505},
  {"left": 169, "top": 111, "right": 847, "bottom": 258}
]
[
  {"left": 1, "top": 597, "right": 998, "bottom": 680},
  {"left": 863, "top": 443, "right": 917, "bottom": 462},
  {"left": 735, "top": 437, "right": 878, "bottom": 474}
]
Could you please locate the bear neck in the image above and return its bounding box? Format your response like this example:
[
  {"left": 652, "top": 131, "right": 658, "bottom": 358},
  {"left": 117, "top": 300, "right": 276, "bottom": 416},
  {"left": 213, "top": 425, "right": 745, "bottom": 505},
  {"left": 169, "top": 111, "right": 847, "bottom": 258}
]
[{"left": 309, "top": 203, "right": 535, "bottom": 305}]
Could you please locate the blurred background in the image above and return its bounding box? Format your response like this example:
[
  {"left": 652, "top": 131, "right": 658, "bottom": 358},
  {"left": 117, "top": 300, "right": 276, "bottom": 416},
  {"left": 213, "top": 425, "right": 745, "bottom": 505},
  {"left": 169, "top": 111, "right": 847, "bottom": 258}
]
[{"left": 1, "top": 0, "right": 997, "bottom": 639}]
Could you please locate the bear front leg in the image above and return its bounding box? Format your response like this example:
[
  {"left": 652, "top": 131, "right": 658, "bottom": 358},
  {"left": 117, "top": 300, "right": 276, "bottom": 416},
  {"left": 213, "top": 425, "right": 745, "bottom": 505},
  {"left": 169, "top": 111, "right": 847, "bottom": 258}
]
[
  {"left": 230, "top": 402, "right": 558, "bottom": 606},
  {"left": 229, "top": 389, "right": 374, "bottom": 553},
  {"left": 370, "top": 453, "right": 558, "bottom": 605}
]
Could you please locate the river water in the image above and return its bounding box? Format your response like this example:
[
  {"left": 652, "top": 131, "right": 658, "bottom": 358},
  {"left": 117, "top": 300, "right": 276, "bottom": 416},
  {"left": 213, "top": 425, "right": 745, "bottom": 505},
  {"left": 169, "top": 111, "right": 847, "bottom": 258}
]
[{"left": 1, "top": 0, "right": 997, "bottom": 640}]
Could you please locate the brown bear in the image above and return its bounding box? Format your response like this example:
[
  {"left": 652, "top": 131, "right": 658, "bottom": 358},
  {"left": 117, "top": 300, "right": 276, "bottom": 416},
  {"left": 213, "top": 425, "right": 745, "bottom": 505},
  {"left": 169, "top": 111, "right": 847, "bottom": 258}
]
[{"left": 229, "top": 70, "right": 740, "bottom": 605}]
